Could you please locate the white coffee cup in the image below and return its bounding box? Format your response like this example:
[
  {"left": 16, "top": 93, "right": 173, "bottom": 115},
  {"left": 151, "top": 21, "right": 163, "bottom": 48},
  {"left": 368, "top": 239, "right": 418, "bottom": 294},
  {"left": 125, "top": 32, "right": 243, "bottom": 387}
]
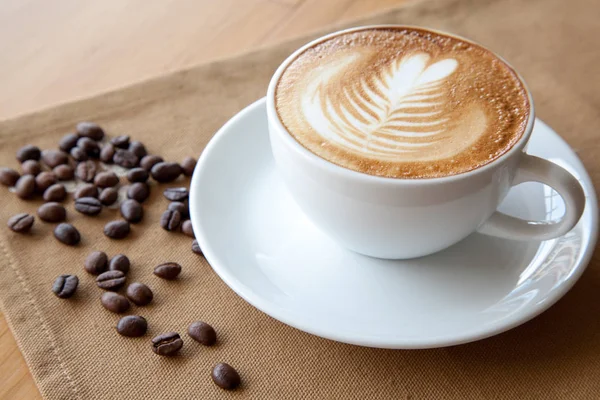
[{"left": 266, "top": 25, "right": 585, "bottom": 259}]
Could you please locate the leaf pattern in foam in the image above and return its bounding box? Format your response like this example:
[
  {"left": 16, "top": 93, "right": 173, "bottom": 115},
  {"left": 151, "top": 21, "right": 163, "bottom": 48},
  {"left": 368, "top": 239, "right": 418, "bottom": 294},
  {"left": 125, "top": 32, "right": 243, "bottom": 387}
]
[{"left": 301, "top": 52, "right": 459, "bottom": 158}]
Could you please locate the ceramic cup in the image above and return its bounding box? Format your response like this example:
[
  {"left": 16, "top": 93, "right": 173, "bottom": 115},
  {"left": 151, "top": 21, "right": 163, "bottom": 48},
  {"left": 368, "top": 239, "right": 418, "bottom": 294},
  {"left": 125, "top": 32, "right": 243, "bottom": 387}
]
[{"left": 266, "top": 25, "right": 585, "bottom": 259}]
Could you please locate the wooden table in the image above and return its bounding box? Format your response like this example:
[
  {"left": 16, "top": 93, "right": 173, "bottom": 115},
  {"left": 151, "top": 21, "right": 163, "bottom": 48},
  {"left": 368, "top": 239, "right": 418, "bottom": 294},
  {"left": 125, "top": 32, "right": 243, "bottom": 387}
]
[{"left": 0, "top": 0, "right": 411, "bottom": 398}]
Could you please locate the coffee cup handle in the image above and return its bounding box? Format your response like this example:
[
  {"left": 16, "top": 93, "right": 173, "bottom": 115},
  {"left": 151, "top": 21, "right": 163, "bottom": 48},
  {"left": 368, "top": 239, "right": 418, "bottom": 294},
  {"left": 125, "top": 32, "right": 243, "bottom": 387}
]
[{"left": 477, "top": 154, "right": 586, "bottom": 241}]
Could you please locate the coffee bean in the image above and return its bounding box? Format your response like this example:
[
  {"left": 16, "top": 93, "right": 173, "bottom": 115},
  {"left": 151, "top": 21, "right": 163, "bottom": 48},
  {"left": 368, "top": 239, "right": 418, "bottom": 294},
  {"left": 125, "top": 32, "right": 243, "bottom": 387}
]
[
  {"left": 101, "top": 292, "right": 130, "bottom": 313},
  {"left": 117, "top": 315, "right": 147, "bottom": 337},
  {"left": 151, "top": 162, "right": 182, "bottom": 183},
  {"left": 15, "top": 175, "right": 36, "bottom": 199},
  {"left": 74, "top": 183, "right": 98, "bottom": 199},
  {"left": 109, "top": 254, "right": 130, "bottom": 274},
  {"left": 52, "top": 274, "right": 78, "bottom": 299},
  {"left": 21, "top": 160, "right": 41, "bottom": 176},
  {"left": 41, "top": 150, "right": 69, "bottom": 168},
  {"left": 43, "top": 184, "right": 67, "bottom": 202},
  {"left": 126, "top": 283, "right": 153, "bottom": 306},
  {"left": 53, "top": 164, "right": 75, "bottom": 181},
  {"left": 140, "top": 155, "right": 163, "bottom": 171},
  {"left": 75, "top": 197, "right": 102, "bottom": 216},
  {"left": 99, "top": 187, "right": 118, "bottom": 205},
  {"left": 77, "top": 137, "right": 100, "bottom": 158},
  {"left": 94, "top": 171, "right": 119, "bottom": 188},
  {"left": 59, "top": 133, "right": 80, "bottom": 152},
  {"left": 110, "top": 135, "right": 130, "bottom": 149},
  {"left": 153, "top": 262, "right": 181, "bottom": 280},
  {"left": 120, "top": 199, "right": 143, "bottom": 223},
  {"left": 126, "top": 168, "right": 148, "bottom": 183},
  {"left": 192, "top": 240, "right": 203, "bottom": 255},
  {"left": 7, "top": 213, "right": 34, "bottom": 233},
  {"left": 0, "top": 167, "right": 20, "bottom": 186},
  {"left": 16, "top": 145, "right": 41, "bottom": 163},
  {"left": 113, "top": 149, "right": 139, "bottom": 168},
  {"left": 181, "top": 220, "right": 194, "bottom": 238},
  {"left": 76, "top": 160, "right": 97, "bottom": 182},
  {"left": 70, "top": 146, "right": 88, "bottom": 161},
  {"left": 35, "top": 171, "right": 58, "bottom": 192},
  {"left": 163, "top": 187, "right": 188, "bottom": 201},
  {"left": 37, "top": 202, "right": 67, "bottom": 222},
  {"left": 211, "top": 363, "right": 241, "bottom": 390},
  {"left": 129, "top": 141, "right": 147, "bottom": 158},
  {"left": 168, "top": 201, "right": 189, "bottom": 219},
  {"left": 96, "top": 270, "right": 126, "bottom": 290},
  {"left": 181, "top": 157, "right": 196, "bottom": 177},
  {"left": 104, "top": 220, "right": 130, "bottom": 239},
  {"left": 126, "top": 182, "right": 150, "bottom": 203},
  {"left": 188, "top": 321, "right": 216, "bottom": 346},
  {"left": 151, "top": 332, "right": 183, "bottom": 356},
  {"left": 84, "top": 251, "right": 108, "bottom": 275},
  {"left": 100, "top": 143, "right": 115, "bottom": 163},
  {"left": 160, "top": 209, "right": 181, "bottom": 231},
  {"left": 54, "top": 223, "right": 80, "bottom": 245},
  {"left": 76, "top": 121, "right": 104, "bottom": 141}
]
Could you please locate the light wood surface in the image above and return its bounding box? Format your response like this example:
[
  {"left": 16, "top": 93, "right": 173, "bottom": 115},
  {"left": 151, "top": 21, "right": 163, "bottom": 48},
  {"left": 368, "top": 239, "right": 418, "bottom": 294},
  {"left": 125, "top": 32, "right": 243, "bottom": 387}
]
[{"left": 0, "top": 0, "right": 411, "bottom": 398}]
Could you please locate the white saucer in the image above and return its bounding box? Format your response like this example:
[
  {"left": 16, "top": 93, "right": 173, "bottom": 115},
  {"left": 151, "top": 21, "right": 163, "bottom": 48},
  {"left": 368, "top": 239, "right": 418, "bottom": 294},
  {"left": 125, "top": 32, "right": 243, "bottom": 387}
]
[{"left": 189, "top": 98, "right": 598, "bottom": 349}]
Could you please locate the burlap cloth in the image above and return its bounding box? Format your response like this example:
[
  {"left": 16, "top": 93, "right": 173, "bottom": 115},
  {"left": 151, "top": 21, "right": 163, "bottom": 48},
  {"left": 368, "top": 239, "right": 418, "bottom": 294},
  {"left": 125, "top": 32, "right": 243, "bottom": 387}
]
[{"left": 1, "top": 0, "right": 599, "bottom": 398}]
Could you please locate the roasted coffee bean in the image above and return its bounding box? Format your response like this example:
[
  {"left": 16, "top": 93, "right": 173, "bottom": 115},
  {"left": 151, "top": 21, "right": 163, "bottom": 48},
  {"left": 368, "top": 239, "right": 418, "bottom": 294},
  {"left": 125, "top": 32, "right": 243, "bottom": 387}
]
[
  {"left": 99, "top": 187, "right": 118, "bottom": 205},
  {"left": 0, "top": 167, "right": 20, "bottom": 186},
  {"left": 126, "top": 168, "right": 148, "bottom": 183},
  {"left": 53, "top": 164, "right": 74, "bottom": 181},
  {"left": 126, "top": 282, "right": 153, "bottom": 306},
  {"left": 70, "top": 146, "right": 88, "bottom": 161},
  {"left": 188, "top": 321, "right": 216, "bottom": 346},
  {"left": 181, "top": 157, "right": 196, "bottom": 177},
  {"left": 104, "top": 220, "right": 130, "bottom": 239},
  {"left": 35, "top": 171, "right": 57, "bottom": 192},
  {"left": 42, "top": 150, "right": 69, "bottom": 168},
  {"left": 181, "top": 220, "right": 194, "bottom": 238},
  {"left": 153, "top": 262, "right": 181, "bottom": 280},
  {"left": 43, "top": 183, "right": 67, "bottom": 202},
  {"left": 192, "top": 240, "right": 203, "bottom": 255},
  {"left": 15, "top": 175, "right": 36, "bottom": 199},
  {"left": 152, "top": 332, "right": 183, "bottom": 356},
  {"left": 120, "top": 199, "right": 143, "bottom": 223},
  {"left": 113, "top": 149, "right": 139, "bottom": 168},
  {"left": 163, "top": 187, "right": 188, "bottom": 201},
  {"left": 100, "top": 143, "right": 115, "bottom": 163},
  {"left": 211, "top": 363, "right": 240, "bottom": 390},
  {"left": 140, "top": 155, "right": 163, "bottom": 171},
  {"left": 52, "top": 274, "right": 78, "bottom": 299},
  {"left": 126, "top": 182, "right": 150, "bottom": 203},
  {"left": 59, "top": 133, "right": 80, "bottom": 152},
  {"left": 37, "top": 202, "right": 67, "bottom": 222},
  {"left": 75, "top": 197, "right": 102, "bottom": 216},
  {"left": 168, "top": 201, "right": 188, "bottom": 219},
  {"left": 7, "top": 213, "right": 34, "bottom": 233},
  {"left": 151, "top": 162, "right": 182, "bottom": 183},
  {"left": 21, "top": 160, "right": 41, "bottom": 176},
  {"left": 77, "top": 137, "right": 100, "bottom": 158},
  {"left": 16, "top": 145, "right": 41, "bottom": 162},
  {"left": 110, "top": 135, "right": 130, "bottom": 149},
  {"left": 109, "top": 254, "right": 130, "bottom": 274},
  {"left": 74, "top": 183, "right": 98, "bottom": 199},
  {"left": 54, "top": 223, "right": 80, "bottom": 245},
  {"left": 94, "top": 171, "right": 119, "bottom": 188},
  {"left": 76, "top": 160, "right": 97, "bottom": 182},
  {"left": 76, "top": 121, "right": 104, "bottom": 141},
  {"left": 101, "top": 292, "right": 130, "bottom": 313},
  {"left": 84, "top": 251, "right": 108, "bottom": 275},
  {"left": 160, "top": 209, "right": 181, "bottom": 231},
  {"left": 96, "top": 270, "right": 126, "bottom": 290},
  {"left": 117, "top": 315, "right": 147, "bottom": 337},
  {"left": 128, "top": 141, "right": 147, "bottom": 158}
]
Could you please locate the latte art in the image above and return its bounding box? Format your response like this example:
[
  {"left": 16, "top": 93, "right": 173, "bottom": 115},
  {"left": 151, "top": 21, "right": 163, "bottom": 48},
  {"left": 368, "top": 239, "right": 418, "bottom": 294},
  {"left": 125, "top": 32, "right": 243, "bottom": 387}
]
[{"left": 275, "top": 28, "right": 530, "bottom": 178}]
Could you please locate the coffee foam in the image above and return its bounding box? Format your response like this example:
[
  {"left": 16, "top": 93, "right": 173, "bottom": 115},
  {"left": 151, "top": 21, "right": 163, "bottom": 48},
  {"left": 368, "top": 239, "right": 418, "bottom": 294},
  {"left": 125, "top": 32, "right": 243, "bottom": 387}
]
[{"left": 275, "top": 28, "right": 530, "bottom": 179}]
